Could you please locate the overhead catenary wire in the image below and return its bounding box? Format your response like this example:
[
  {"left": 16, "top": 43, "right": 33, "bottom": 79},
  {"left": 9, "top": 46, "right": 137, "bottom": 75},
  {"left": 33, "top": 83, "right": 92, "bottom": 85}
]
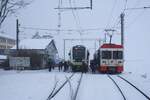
[
  {"left": 126, "top": 6, "right": 150, "bottom": 10},
  {"left": 72, "top": 0, "right": 82, "bottom": 31},
  {"left": 125, "top": 9, "right": 145, "bottom": 29},
  {"left": 120, "top": 0, "right": 150, "bottom": 29},
  {"left": 69, "top": 0, "right": 83, "bottom": 35},
  {"left": 72, "top": 0, "right": 81, "bottom": 23},
  {"left": 125, "top": 0, "right": 141, "bottom": 16},
  {"left": 20, "top": 26, "right": 106, "bottom": 32},
  {"left": 104, "top": 0, "right": 127, "bottom": 40},
  {"left": 121, "top": 0, "right": 141, "bottom": 27},
  {"left": 111, "top": 0, "right": 127, "bottom": 29},
  {"left": 103, "top": 0, "right": 119, "bottom": 43},
  {"left": 124, "top": 2, "right": 150, "bottom": 29},
  {"left": 122, "top": 0, "right": 128, "bottom": 13},
  {"left": 105, "top": 0, "right": 118, "bottom": 29},
  {"left": 112, "top": 16, "right": 121, "bottom": 29}
]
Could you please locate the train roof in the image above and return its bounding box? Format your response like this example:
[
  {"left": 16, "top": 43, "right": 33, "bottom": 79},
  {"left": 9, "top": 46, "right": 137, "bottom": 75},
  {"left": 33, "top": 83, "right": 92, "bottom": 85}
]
[
  {"left": 73, "top": 45, "right": 85, "bottom": 48},
  {"left": 101, "top": 43, "right": 123, "bottom": 48}
]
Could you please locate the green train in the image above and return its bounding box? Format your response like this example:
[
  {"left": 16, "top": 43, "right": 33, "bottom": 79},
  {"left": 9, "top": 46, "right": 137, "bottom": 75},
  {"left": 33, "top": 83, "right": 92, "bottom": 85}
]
[{"left": 68, "top": 45, "right": 89, "bottom": 72}]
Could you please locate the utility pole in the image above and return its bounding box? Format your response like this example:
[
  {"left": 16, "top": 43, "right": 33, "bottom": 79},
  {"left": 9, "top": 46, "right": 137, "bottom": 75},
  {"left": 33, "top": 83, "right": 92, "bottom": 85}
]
[
  {"left": 57, "top": 0, "right": 62, "bottom": 34},
  {"left": 64, "top": 39, "right": 66, "bottom": 60},
  {"left": 16, "top": 19, "right": 19, "bottom": 50},
  {"left": 120, "top": 13, "right": 125, "bottom": 47},
  {"left": 90, "top": 0, "right": 92, "bottom": 10}
]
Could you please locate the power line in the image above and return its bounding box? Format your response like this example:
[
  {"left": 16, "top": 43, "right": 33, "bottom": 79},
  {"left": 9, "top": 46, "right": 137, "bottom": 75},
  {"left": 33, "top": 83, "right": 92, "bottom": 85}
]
[
  {"left": 122, "top": 0, "right": 141, "bottom": 23},
  {"left": 105, "top": 0, "right": 118, "bottom": 28},
  {"left": 124, "top": 6, "right": 150, "bottom": 29},
  {"left": 126, "top": 9, "right": 145, "bottom": 29},
  {"left": 55, "top": 0, "right": 92, "bottom": 10},
  {"left": 72, "top": 0, "right": 82, "bottom": 29},
  {"left": 55, "top": 0, "right": 92, "bottom": 35},
  {"left": 122, "top": 0, "right": 128, "bottom": 13},
  {"left": 111, "top": 0, "right": 127, "bottom": 28},
  {"left": 55, "top": 7, "right": 91, "bottom": 10},
  {"left": 69, "top": 0, "right": 83, "bottom": 34},
  {"left": 20, "top": 26, "right": 105, "bottom": 32},
  {"left": 105, "top": 0, "right": 127, "bottom": 34},
  {"left": 125, "top": 6, "right": 150, "bottom": 10},
  {"left": 112, "top": 16, "right": 121, "bottom": 29}
]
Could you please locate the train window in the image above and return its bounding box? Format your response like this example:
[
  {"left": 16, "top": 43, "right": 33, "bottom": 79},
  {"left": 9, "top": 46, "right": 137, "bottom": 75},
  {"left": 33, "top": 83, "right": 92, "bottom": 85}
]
[
  {"left": 113, "top": 51, "right": 123, "bottom": 59},
  {"left": 102, "top": 51, "right": 111, "bottom": 59},
  {"left": 73, "top": 47, "right": 85, "bottom": 61}
]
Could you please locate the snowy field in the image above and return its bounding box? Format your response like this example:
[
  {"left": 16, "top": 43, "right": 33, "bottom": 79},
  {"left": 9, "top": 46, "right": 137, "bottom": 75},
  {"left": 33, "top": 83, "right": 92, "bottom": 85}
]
[{"left": 0, "top": 69, "right": 150, "bottom": 100}]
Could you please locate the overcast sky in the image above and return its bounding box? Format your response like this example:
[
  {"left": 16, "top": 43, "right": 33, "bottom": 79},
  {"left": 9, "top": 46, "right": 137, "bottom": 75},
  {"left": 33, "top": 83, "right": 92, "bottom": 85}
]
[{"left": 1, "top": 0, "right": 150, "bottom": 73}]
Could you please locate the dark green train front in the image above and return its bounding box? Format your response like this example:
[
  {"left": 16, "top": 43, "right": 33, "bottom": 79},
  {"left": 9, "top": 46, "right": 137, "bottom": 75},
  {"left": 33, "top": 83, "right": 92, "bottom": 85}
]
[{"left": 69, "top": 45, "right": 89, "bottom": 72}]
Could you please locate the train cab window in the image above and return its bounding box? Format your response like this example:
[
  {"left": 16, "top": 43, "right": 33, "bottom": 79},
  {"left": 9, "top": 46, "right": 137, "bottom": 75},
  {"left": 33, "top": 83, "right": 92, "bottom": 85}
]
[
  {"left": 113, "top": 51, "right": 123, "bottom": 59},
  {"left": 102, "top": 51, "right": 112, "bottom": 59},
  {"left": 73, "top": 47, "right": 85, "bottom": 61}
]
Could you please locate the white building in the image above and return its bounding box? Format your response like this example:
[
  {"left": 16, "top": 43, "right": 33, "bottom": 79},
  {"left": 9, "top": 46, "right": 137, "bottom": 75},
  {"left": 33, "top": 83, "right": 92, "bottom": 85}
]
[{"left": 0, "top": 33, "right": 16, "bottom": 49}]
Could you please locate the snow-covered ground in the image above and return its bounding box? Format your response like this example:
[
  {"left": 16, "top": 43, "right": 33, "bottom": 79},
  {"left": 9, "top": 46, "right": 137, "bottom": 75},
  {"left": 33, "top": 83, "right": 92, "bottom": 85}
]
[
  {"left": 0, "top": 69, "right": 71, "bottom": 100},
  {"left": 0, "top": 69, "right": 150, "bottom": 100}
]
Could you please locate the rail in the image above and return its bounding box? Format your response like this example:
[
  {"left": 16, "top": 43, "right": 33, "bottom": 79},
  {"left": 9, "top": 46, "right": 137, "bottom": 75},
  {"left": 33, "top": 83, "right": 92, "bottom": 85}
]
[
  {"left": 107, "top": 75, "right": 126, "bottom": 100},
  {"left": 47, "top": 73, "right": 75, "bottom": 100},
  {"left": 72, "top": 73, "right": 83, "bottom": 100},
  {"left": 117, "top": 75, "right": 150, "bottom": 100}
]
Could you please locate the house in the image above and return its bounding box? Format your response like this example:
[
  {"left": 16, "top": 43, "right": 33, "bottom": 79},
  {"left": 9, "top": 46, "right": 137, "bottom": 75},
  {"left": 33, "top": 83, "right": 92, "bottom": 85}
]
[
  {"left": 0, "top": 33, "right": 16, "bottom": 49},
  {"left": 9, "top": 38, "right": 58, "bottom": 70}
]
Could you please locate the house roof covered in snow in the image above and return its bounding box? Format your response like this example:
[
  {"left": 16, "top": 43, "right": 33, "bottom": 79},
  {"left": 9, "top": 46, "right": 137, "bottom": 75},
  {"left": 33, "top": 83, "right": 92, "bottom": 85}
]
[
  {"left": 13, "top": 39, "right": 53, "bottom": 49},
  {"left": 0, "top": 33, "right": 15, "bottom": 40}
]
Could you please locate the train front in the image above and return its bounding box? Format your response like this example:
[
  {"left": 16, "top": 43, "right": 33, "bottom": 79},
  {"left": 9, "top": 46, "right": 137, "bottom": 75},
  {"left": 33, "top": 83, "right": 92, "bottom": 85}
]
[
  {"left": 99, "top": 44, "right": 124, "bottom": 73},
  {"left": 69, "top": 45, "right": 89, "bottom": 72}
]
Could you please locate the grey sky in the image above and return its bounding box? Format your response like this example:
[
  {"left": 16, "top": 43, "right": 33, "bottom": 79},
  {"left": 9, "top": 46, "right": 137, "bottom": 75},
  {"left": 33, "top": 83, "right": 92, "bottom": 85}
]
[{"left": 1, "top": 0, "right": 150, "bottom": 73}]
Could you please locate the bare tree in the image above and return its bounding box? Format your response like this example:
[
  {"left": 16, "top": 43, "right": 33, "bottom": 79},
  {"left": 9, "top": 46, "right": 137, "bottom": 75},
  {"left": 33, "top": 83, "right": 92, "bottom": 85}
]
[{"left": 0, "top": 0, "right": 31, "bottom": 27}]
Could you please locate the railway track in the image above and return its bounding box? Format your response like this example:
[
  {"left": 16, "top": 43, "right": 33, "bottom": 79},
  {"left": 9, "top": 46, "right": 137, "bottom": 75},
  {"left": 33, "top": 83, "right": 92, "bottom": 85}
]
[
  {"left": 107, "top": 75, "right": 126, "bottom": 100},
  {"left": 108, "top": 75, "right": 150, "bottom": 100},
  {"left": 72, "top": 73, "right": 83, "bottom": 100},
  {"left": 117, "top": 75, "right": 150, "bottom": 100},
  {"left": 47, "top": 73, "right": 75, "bottom": 100},
  {"left": 46, "top": 73, "right": 83, "bottom": 100}
]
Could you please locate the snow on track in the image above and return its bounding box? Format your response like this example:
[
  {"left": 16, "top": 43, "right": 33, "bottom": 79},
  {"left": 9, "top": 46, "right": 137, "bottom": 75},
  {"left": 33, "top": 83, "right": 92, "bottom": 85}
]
[
  {"left": 47, "top": 73, "right": 74, "bottom": 100},
  {"left": 120, "top": 73, "right": 150, "bottom": 96},
  {"left": 111, "top": 75, "right": 148, "bottom": 100},
  {"left": 51, "top": 73, "right": 82, "bottom": 100},
  {"left": 76, "top": 74, "right": 123, "bottom": 100},
  {"left": 0, "top": 70, "right": 150, "bottom": 100}
]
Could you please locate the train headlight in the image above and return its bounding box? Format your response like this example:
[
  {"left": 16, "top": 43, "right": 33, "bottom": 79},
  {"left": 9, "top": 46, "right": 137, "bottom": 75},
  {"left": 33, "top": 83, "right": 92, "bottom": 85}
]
[{"left": 118, "top": 61, "right": 122, "bottom": 64}]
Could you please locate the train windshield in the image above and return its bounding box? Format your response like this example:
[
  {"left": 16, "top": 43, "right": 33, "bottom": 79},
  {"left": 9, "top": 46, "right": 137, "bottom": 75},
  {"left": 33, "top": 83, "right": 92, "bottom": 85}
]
[
  {"left": 73, "top": 47, "right": 85, "bottom": 61},
  {"left": 102, "top": 51, "right": 111, "bottom": 59},
  {"left": 113, "top": 51, "right": 123, "bottom": 59}
]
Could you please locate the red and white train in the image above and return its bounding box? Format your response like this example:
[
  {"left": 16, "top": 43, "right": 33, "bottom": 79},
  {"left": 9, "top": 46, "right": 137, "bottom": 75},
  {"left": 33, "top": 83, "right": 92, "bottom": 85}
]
[{"left": 94, "top": 43, "right": 124, "bottom": 73}]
